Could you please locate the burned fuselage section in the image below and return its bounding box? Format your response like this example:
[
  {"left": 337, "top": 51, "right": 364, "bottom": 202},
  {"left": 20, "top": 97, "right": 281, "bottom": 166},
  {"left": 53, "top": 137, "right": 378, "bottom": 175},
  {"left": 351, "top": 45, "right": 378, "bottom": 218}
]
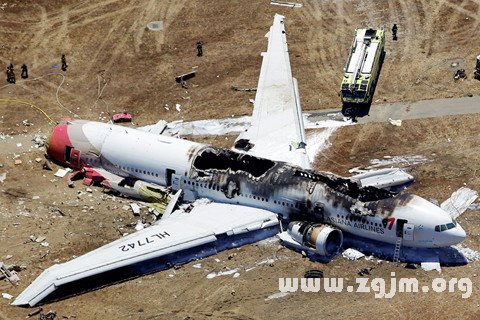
[{"left": 177, "top": 146, "right": 406, "bottom": 231}]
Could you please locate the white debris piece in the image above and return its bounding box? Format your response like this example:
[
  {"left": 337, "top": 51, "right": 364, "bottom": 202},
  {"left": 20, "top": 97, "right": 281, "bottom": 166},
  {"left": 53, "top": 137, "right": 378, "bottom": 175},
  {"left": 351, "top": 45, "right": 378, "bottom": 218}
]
[
  {"left": 35, "top": 236, "right": 46, "bottom": 243},
  {"left": 0, "top": 172, "right": 6, "bottom": 183},
  {"left": 192, "top": 263, "right": 202, "bottom": 269},
  {"left": 175, "top": 104, "right": 182, "bottom": 112},
  {"left": 130, "top": 203, "right": 141, "bottom": 215},
  {"left": 454, "top": 244, "right": 480, "bottom": 262},
  {"left": 2, "top": 293, "right": 13, "bottom": 300},
  {"left": 16, "top": 143, "right": 22, "bottom": 147},
  {"left": 134, "top": 220, "right": 145, "bottom": 231},
  {"left": 40, "top": 242, "right": 49, "bottom": 247},
  {"left": 421, "top": 262, "right": 441, "bottom": 272},
  {"left": 32, "top": 196, "right": 40, "bottom": 200},
  {"left": 388, "top": 118, "right": 402, "bottom": 126},
  {"left": 270, "top": 0, "right": 302, "bottom": 8},
  {"left": 206, "top": 269, "right": 238, "bottom": 279},
  {"left": 441, "top": 187, "right": 478, "bottom": 219},
  {"left": 367, "top": 155, "right": 429, "bottom": 169},
  {"left": 342, "top": 248, "right": 365, "bottom": 260},
  {"left": 54, "top": 169, "right": 69, "bottom": 178},
  {"left": 265, "top": 292, "right": 289, "bottom": 300}
]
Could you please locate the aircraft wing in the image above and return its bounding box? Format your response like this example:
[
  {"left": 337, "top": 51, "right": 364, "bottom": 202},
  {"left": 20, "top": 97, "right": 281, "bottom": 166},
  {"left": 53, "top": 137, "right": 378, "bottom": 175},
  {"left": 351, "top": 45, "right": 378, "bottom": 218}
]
[
  {"left": 233, "top": 14, "right": 309, "bottom": 168},
  {"left": 13, "top": 202, "right": 279, "bottom": 306}
]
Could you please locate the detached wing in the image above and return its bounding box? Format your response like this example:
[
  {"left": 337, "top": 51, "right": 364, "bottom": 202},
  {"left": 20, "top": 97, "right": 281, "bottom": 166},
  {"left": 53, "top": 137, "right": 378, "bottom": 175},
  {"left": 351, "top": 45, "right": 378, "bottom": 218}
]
[
  {"left": 233, "top": 14, "right": 309, "bottom": 168},
  {"left": 13, "top": 203, "right": 279, "bottom": 306}
]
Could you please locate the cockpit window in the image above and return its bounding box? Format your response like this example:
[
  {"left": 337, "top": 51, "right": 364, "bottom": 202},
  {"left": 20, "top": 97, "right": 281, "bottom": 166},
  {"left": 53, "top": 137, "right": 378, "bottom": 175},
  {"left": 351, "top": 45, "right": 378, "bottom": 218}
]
[{"left": 435, "top": 220, "right": 457, "bottom": 232}]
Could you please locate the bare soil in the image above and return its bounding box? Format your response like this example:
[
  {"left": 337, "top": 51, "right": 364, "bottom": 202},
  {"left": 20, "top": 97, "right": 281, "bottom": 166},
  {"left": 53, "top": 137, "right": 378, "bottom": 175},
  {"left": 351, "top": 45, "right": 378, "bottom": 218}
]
[{"left": 1, "top": 1, "right": 479, "bottom": 319}]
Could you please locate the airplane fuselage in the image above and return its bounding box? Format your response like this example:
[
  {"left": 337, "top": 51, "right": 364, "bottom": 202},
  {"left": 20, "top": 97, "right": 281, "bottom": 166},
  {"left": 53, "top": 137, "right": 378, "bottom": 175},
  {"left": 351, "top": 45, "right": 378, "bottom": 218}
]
[{"left": 47, "top": 120, "right": 466, "bottom": 248}]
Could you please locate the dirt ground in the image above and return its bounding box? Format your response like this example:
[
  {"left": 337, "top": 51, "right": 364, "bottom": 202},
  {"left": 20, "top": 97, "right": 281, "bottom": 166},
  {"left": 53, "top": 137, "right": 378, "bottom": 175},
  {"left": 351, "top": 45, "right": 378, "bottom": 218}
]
[{"left": 1, "top": 0, "right": 480, "bottom": 319}]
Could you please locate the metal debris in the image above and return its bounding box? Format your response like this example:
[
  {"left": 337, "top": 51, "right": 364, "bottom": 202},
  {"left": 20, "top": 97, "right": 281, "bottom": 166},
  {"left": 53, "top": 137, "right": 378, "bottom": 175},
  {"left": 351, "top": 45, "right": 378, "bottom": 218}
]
[
  {"left": 130, "top": 203, "right": 141, "bottom": 216},
  {"left": 27, "top": 307, "right": 43, "bottom": 317},
  {"left": 2, "top": 292, "right": 13, "bottom": 300},
  {"left": 43, "top": 161, "right": 53, "bottom": 171},
  {"left": 270, "top": 0, "right": 303, "bottom": 8},
  {"left": 0, "top": 262, "right": 20, "bottom": 283},
  {"left": 342, "top": 248, "right": 365, "bottom": 260},
  {"left": 304, "top": 269, "right": 324, "bottom": 278}
]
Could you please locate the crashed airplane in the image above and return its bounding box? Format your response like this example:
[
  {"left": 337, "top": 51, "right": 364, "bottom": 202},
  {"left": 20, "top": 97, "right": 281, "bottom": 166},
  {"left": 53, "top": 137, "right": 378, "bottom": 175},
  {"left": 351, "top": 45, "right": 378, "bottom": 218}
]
[{"left": 13, "top": 14, "right": 466, "bottom": 306}]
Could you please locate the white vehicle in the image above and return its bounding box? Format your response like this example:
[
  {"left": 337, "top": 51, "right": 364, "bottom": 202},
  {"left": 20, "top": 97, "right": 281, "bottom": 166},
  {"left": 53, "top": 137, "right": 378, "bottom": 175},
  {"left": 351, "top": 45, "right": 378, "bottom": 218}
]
[{"left": 13, "top": 15, "right": 466, "bottom": 307}]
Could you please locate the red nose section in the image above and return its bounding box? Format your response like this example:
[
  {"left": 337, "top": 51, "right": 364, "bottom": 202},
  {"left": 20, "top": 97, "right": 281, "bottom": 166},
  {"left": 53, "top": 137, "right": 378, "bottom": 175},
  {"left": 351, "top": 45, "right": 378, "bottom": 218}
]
[{"left": 47, "top": 121, "right": 72, "bottom": 165}]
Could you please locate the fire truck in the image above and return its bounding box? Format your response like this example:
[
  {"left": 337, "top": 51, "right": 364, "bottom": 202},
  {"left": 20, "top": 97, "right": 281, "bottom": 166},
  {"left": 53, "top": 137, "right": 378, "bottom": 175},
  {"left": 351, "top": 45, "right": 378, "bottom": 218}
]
[{"left": 340, "top": 28, "right": 385, "bottom": 105}]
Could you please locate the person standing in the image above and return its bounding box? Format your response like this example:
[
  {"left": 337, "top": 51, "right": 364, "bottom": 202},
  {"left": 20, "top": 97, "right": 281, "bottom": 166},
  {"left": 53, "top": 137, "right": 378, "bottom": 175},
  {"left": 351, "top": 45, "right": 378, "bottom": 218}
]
[
  {"left": 21, "top": 64, "right": 28, "bottom": 79},
  {"left": 61, "top": 54, "right": 68, "bottom": 71},
  {"left": 392, "top": 24, "right": 398, "bottom": 41},
  {"left": 196, "top": 41, "right": 203, "bottom": 57}
]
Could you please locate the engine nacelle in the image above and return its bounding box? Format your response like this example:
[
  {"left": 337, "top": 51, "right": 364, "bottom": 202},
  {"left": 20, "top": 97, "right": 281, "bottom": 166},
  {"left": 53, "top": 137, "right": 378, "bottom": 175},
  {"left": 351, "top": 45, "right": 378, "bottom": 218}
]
[{"left": 288, "top": 221, "right": 343, "bottom": 257}]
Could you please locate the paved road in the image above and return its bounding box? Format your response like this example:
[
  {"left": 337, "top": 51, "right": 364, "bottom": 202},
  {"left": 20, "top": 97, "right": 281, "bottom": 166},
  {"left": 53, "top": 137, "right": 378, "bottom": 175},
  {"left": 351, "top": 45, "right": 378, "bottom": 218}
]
[{"left": 307, "top": 95, "right": 480, "bottom": 124}]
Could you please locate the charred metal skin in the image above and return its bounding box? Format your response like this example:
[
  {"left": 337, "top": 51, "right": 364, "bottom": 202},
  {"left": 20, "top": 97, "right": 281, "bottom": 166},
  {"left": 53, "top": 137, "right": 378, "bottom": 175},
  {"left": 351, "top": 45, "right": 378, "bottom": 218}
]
[{"left": 47, "top": 120, "right": 466, "bottom": 249}]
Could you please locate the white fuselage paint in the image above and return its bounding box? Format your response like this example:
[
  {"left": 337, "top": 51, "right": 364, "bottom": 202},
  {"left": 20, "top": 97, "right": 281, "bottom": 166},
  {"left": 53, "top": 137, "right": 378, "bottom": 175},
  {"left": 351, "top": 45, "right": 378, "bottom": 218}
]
[{"left": 64, "top": 121, "right": 466, "bottom": 249}]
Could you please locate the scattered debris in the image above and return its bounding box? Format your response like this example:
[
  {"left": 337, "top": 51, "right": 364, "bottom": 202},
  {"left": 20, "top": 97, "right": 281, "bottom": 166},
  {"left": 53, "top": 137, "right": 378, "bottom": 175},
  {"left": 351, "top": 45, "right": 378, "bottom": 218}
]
[
  {"left": 421, "top": 262, "right": 441, "bottom": 272},
  {"left": 366, "top": 155, "right": 429, "bottom": 169},
  {"left": 175, "top": 71, "right": 196, "bottom": 83},
  {"left": 32, "top": 134, "right": 47, "bottom": 148},
  {"left": 454, "top": 244, "right": 480, "bottom": 262},
  {"left": 175, "top": 104, "right": 182, "bottom": 112},
  {"left": 304, "top": 269, "right": 324, "bottom": 278},
  {"left": 54, "top": 168, "right": 70, "bottom": 178},
  {"left": 2, "top": 292, "right": 13, "bottom": 300},
  {"left": 231, "top": 85, "right": 257, "bottom": 92},
  {"left": 14, "top": 159, "right": 22, "bottom": 165},
  {"left": 270, "top": 0, "right": 303, "bottom": 8},
  {"left": 206, "top": 268, "right": 238, "bottom": 279},
  {"left": 0, "top": 262, "right": 20, "bottom": 283},
  {"left": 146, "top": 20, "right": 163, "bottom": 31},
  {"left": 357, "top": 267, "right": 373, "bottom": 276},
  {"left": 134, "top": 220, "right": 145, "bottom": 231},
  {"left": 192, "top": 263, "right": 202, "bottom": 269},
  {"left": 474, "top": 54, "right": 480, "bottom": 80},
  {"left": 112, "top": 112, "right": 132, "bottom": 123},
  {"left": 43, "top": 161, "right": 53, "bottom": 171},
  {"left": 35, "top": 157, "right": 42, "bottom": 163},
  {"left": 342, "top": 248, "right": 365, "bottom": 260},
  {"left": 27, "top": 307, "right": 43, "bottom": 317},
  {"left": 130, "top": 203, "right": 141, "bottom": 216},
  {"left": 0, "top": 172, "right": 6, "bottom": 183},
  {"left": 388, "top": 118, "right": 402, "bottom": 126},
  {"left": 38, "top": 310, "right": 57, "bottom": 320},
  {"left": 265, "top": 292, "right": 289, "bottom": 301},
  {"left": 453, "top": 69, "right": 467, "bottom": 80}
]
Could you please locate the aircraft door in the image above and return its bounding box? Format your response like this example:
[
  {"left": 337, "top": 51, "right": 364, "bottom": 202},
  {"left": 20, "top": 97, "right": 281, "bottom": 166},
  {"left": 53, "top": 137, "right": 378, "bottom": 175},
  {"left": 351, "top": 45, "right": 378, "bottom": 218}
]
[
  {"left": 312, "top": 202, "right": 325, "bottom": 222},
  {"left": 403, "top": 223, "right": 414, "bottom": 241},
  {"left": 396, "top": 219, "right": 407, "bottom": 237},
  {"left": 69, "top": 148, "right": 82, "bottom": 168}
]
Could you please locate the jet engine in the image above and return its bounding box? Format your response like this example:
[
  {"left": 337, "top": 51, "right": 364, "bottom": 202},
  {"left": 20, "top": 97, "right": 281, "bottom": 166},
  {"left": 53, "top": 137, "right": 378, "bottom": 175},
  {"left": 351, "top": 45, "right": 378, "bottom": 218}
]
[{"left": 288, "top": 221, "right": 343, "bottom": 257}]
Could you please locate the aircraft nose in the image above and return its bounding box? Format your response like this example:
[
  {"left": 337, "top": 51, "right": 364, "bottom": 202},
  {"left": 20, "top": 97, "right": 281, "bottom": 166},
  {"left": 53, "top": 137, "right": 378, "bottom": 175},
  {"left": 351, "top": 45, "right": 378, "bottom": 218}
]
[
  {"left": 47, "top": 120, "right": 72, "bottom": 164},
  {"left": 437, "top": 224, "right": 467, "bottom": 247}
]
